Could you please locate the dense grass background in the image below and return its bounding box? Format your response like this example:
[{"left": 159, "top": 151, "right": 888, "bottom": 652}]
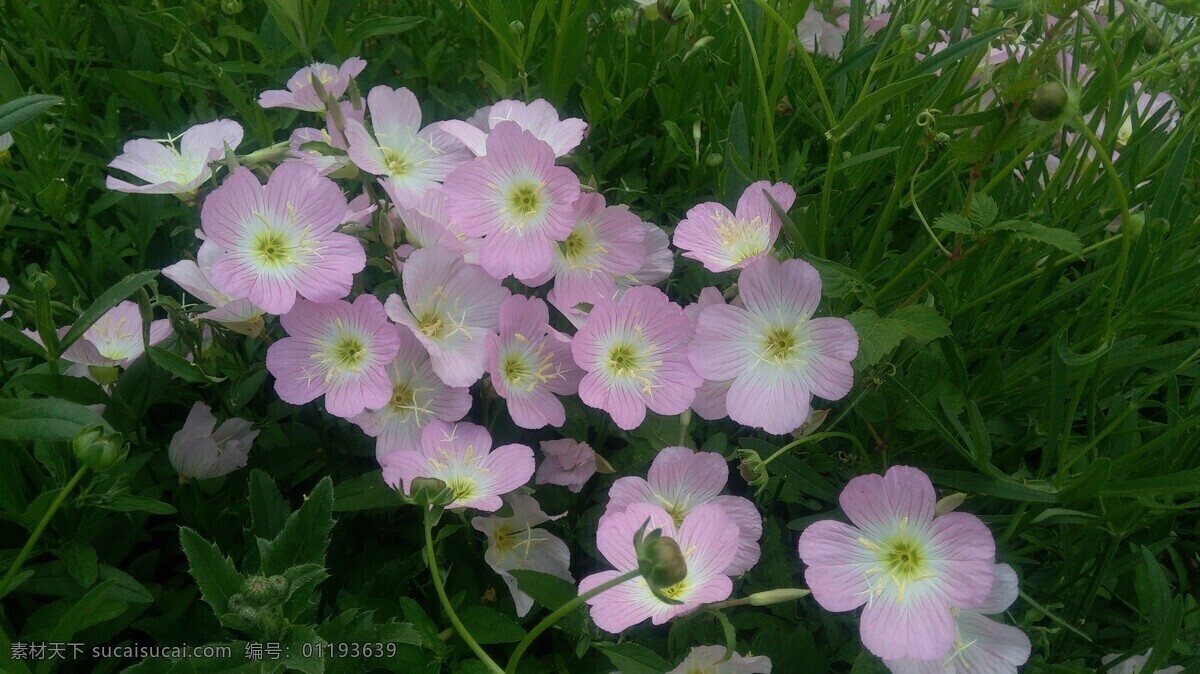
[{"left": 0, "top": 0, "right": 1198, "bottom": 672}]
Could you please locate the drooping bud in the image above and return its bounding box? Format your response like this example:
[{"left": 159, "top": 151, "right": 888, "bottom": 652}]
[
  {"left": 1029, "top": 81, "right": 1068, "bottom": 121},
  {"left": 643, "top": 537, "right": 688, "bottom": 588},
  {"left": 72, "top": 425, "right": 127, "bottom": 473}
]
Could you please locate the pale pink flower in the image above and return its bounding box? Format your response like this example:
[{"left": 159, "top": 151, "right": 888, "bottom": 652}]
[
  {"left": 265, "top": 295, "right": 401, "bottom": 418},
  {"left": 0, "top": 277, "right": 11, "bottom": 320},
  {"left": 795, "top": 7, "right": 849, "bottom": 58},
  {"left": 536, "top": 439, "right": 597, "bottom": 492},
  {"left": 168, "top": 402, "right": 258, "bottom": 480},
  {"left": 572, "top": 286, "right": 701, "bottom": 430},
  {"left": 349, "top": 328, "right": 472, "bottom": 460},
  {"left": 673, "top": 181, "right": 796, "bottom": 273},
  {"left": 885, "top": 564, "right": 1031, "bottom": 674},
  {"left": 345, "top": 86, "right": 472, "bottom": 208},
  {"left": 384, "top": 245, "right": 509, "bottom": 387},
  {"left": 485, "top": 296, "right": 581, "bottom": 429},
  {"left": 688, "top": 257, "right": 857, "bottom": 435},
  {"left": 443, "top": 122, "right": 581, "bottom": 281},
  {"left": 1103, "top": 650, "right": 1183, "bottom": 674},
  {"left": 55, "top": 300, "right": 172, "bottom": 369},
  {"left": 201, "top": 164, "right": 365, "bottom": 315},
  {"left": 390, "top": 188, "right": 478, "bottom": 260},
  {"left": 626, "top": 221, "right": 674, "bottom": 286},
  {"left": 607, "top": 446, "right": 761, "bottom": 575},
  {"left": 162, "top": 241, "right": 264, "bottom": 336},
  {"left": 106, "top": 120, "right": 243, "bottom": 197},
  {"left": 286, "top": 101, "right": 364, "bottom": 176},
  {"left": 797, "top": 466, "right": 997, "bottom": 661},
  {"left": 684, "top": 287, "right": 734, "bottom": 421},
  {"left": 525, "top": 192, "right": 646, "bottom": 309},
  {"left": 471, "top": 493, "right": 572, "bottom": 616},
  {"left": 440, "top": 99, "right": 587, "bottom": 157},
  {"left": 258, "top": 57, "right": 367, "bottom": 112},
  {"left": 381, "top": 420, "right": 535, "bottom": 511},
  {"left": 669, "top": 646, "right": 772, "bottom": 674},
  {"left": 580, "top": 502, "right": 737, "bottom": 633}
]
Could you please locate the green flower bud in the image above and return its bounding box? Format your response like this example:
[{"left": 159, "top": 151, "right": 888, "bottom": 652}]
[
  {"left": 410, "top": 477, "right": 453, "bottom": 506},
  {"left": 705, "top": 152, "right": 723, "bottom": 167},
  {"left": 736, "top": 449, "right": 769, "bottom": 491},
  {"left": 873, "top": 123, "right": 888, "bottom": 134},
  {"left": 220, "top": 0, "right": 243, "bottom": 15},
  {"left": 643, "top": 536, "right": 688, "bottom": 589},
  {"left": 747, "top": 588, "right": 811, "bottom": 606},
  {"left": 1029, "top": 81, "right": 1068, "bottom": 121},
  {"left": 900, "top": 23, "right": 918, "bottom": 41},
  {"left": 1149, "top": 216, "right": 1170, "bottom": 237},
  {"left": 29, "top": 272, "right": 55, "bottom": 294},
  {"left": 72, "top": 425, "right": 127, "bottom": 473},
  {"left": 612, "top": 7, "right": 634, "bottom": 22},
  {"left": 1143, "top": 27, "right": 1162, "bottom": 54},
  {"left": 657, "top": 0, "right": 692, "bottom": 24},
  {"left": 508, "top": 20, "right": 525, "bottom": 35}
]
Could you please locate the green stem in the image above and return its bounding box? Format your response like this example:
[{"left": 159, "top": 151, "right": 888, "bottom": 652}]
[
  {"left": 0, "top": 466, "right": 88, "bottom": 599},
  {"left": 504, "top": 568, "right": 641, "bottom": 673},
  {"left": 423, "top": 509, "right": 503, "bottom": 674},
  {"left": 746, "top": 0, "right": 835, "bottom": 128},
  {"left": 1073, "top": 115, "right": 1131, "bottom": 329},
  {"left": 818, "top": 138, "right": 840, "bottom": 257},
  {"left": 729, "top": 1, "right": 779, "bottom": 179}
]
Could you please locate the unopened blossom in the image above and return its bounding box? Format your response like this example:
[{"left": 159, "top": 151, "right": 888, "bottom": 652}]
[
  {"left": 572, "top": 286, "right": 701, "bottom": 430},
  {"left": 485, "top": 295, "right": 581, "bottom": 429},
  {"left": 381, "top": 420, "right": 535, "bottom": 511},
  {"left": 258, "top": 57, "right": 367, "bottom": 112},
  {"left": 797, "top": 466, "right": 997, "bottom": 661},
  {"left": 669, "top": 645, "right": 772, "bottom": 674},
  {"left": 286, "top": 101, "right": 365, "bottom": 176},
  {"left": 470, "top": 493, "right": 572, "bottom": 616},
  {"left": 162, "top": 241, "right": 264, "bottom": 336},
  {"left": 525, "top": 192, "right": 646, "bottom": 310},
  {"left": 684, "top": 287, "right": 734, "bottom": 421},
  {"left": 607, "top": 446, "right": 762, "bottom": 575},
  {"left": 385, "top": 245, "right": 509, "bottom": 387},
  {"left": 672, "top": 181, "right": 796, "bottom": 273},
  {"left": 795, "top": 6, "right": 849, "bottom": 58},
  {"left": 579, "top": 503, "right": 738, "bottom": 633},
  {"left": 536, "top": 439, "right": 598, "bottom": 492},
  {"left": 443, "top": 121, "right": 581, "bottom": 281},
  {"left": 1102, "top": 649, "right": 1183, "bottom": 674},
  {"left": 349, "top": 328, "right": 472, "bottom": 460},
  {"left": 201, "top": 163, "right": 365, "bottom": 315},
  {"left": 265, "top": 295, "right": 401, "bottom": 418},
  {"left": 439, "top": 98, "right": 587, "bottom": 157},
  {"left": 688, "top": 256, "right": 858, "bottom": 435},
  {"left": 168, "top": 401, "right": 258, "bottom": 480},
  {"left": 885, "top": 564, "right": 1031, "bottom": 674},
  {"left": 106, "top": 119, "right": 243, "bottom": 197},
  {"left": 53, "top": 300, "right": 172, "bottom": 369},
  {"left": 0, "top": 277, "right": 11, "bottom": 320},
  {"left": 345, "top": 85, "right": 472, "bottom": 208}
]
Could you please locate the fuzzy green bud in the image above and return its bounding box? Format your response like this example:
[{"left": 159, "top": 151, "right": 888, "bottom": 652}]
[
  {"left": 508, "top": 20, "right": 525, "bottom": 35},
  {"left": 72, "top": 425, "right": 127, "bottom": 473},
  {"left": 241, "top": 575, "right": 289, "bottom": 605},
  {"left": 1029, "top": 81, "right": 1068, "bottom": 121}
]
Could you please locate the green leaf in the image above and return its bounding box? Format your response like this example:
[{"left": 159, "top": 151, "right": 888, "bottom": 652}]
[
  {"left": 60, "top": 542, "right": 98, "bottom": 588},
  {"left": 1101, "top": 468, "right": 1200, "bottom": 497},
  {"left": 800, "top": 254, "right": 875, "bottom": 300},
  {"left": 596, "top": 642, "right": 672, "bottom": 674},
  {"left": 0, "top": 320, "right": 47, "bottom": 358},
  {"left": 990, "top": 220, "right": 1083, "bottom": 257},
  {"left": 333, "top": 470, "right": 402, "bottom": 512},
  {"left": 934, "top": 213, "right": 973, "bottom": 233},
  {"left": 835, "top": 146, "right": 899, "bottom": 173},
  {"left": 908, "top": 28, "right": 1007, "bottom": 78},
  {"left": 21, "top": 578, "right": 125, "bottom": 642},
  {"left": 846, "top": 306, "right": 950, "bottom": 368},
  {"left": 1150, "top": 128, "right": 1194, "bottom": 221},
  {"left": 347, "top": 16, "right": 424, "bottom": 46},
  {"left": 889, "top": 305, "right": 952, "bottom": 342},
  {"left": 249, "top": 469, "right": 291, "bottom": 540},
  {"left": 148, "top": 346, "right": 217, "bottom": 383},
  {"left": 968, "top": 193, "right": 998, "bottom": 228},
  {"left": 0, "top": 398, "right": 109, "bottom": 441},
  {"left": 0, "top": 94, "right": 63, "bottom": 136},
  {"left": 57, "top": 270, "right": 158, "bottom": 356},
  {"left": 96, "top": 494, "right": 176, "bottom": 515},
  {"left": 458, "top": 604, "right": 526, "bottom": 644},
  {"left": 927, "top": 470, "right": 1059, "bottom": 503},
  {"left": 829, "top": 75, "right": 936, "bottom": 140},
  {"left": 258, "top": 477, "right": 335, "bottom": 575},
  {"left": 6, "top": 373, "right": 108, "bottom": 405},
  {"left": 179, "top": 526, "right": 243, "bottom": 620},
  {"left": 1057, "top": 458, "right": 1111, "bottom": 502}
]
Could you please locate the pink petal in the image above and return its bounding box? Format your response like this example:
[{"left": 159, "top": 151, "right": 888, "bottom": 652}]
[{"left": 839, "top": 466, "right": 937, "bottom": 541}]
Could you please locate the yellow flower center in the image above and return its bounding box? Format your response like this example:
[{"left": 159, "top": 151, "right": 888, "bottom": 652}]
[
  {"left": 252, "top": 229, "right": 295, "bottom": 268},
  {"left": 507, "top": 183, "right": 543, "bottom": 217},
  {"left": 382, "top": 148, "right": 411, "bottom": 177}
]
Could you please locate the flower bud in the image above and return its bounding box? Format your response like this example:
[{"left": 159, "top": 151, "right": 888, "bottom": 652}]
[
  {"left": 612, "top": 7, "right": 634, "bottom": 22},
  {"left": 736, "top": 449, "right": 769, "bottom": 491},
  {"left": 29, "top": 271, "right": 55, "bottom": 294},
  {"left": 241, "top": 575, "right": 289, "bottom": 605},
  {"left": 410, "top": 476, "right": 453, "bottom": 506},
  {"left": 220, "top": 0, "right": 243, "bottom": 15},
  {"left": 643, "top": 537, "right": 688, "bottom": 589},
  {"left": 657, "top": 0, "right": 692, "bottom": 24},
  {"left": 1143, "top": 27, "right": 1162, "bottom": 54},
  {"left": 72, "top": 425, "right": 127, "bottom": 473},
  {"left": 705, "top": 153, "right": 723, "bottom": 167},
  {"left": 1029, "top": 81, "right": 1068, "bottom": 121},
  {"left": 508, "top": 20, "right": 525, "bottom": 35},
  {"left": 900, "top": 24, "right": 918, "bottom": 41},
  {"left": 747, "top": 588, "right": 811, "bottom": 606}
]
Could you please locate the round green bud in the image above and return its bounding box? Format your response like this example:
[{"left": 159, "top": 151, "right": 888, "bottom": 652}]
[
  {"left": 1029, "top": 81, "right": 1068, "bottom": 121},
  {"left": 72, "top": 425, "right": 126, "bottom": 473},
  {"left": 241, "top": 576, "right": 275, "bottom": 605},
  {"left": 644, "top": 537, "right": 688, "bottom": 589},
  {"left": 508, "top": 20, "right": 525, "bottom": 35},
  {"left": 29, "top": 272, "right": 55, "bottom": 294},
  {"left": 900, "top": 24, "right": 918, "bottom": 41},
  {"left": 220, "top": 0, "right": 243, "bottom": 15},
  {"left": 705, "top": 153, "right": 723, "bottom": 167},
  {"left": 873, "top": 123, "right": 888, "bottom": 134},
  {"left": 1142, "top": 27, "right": 1162, "bottom": 54},
  {"left": 612, "top": 7, "right": 634, "bottom": 22}
]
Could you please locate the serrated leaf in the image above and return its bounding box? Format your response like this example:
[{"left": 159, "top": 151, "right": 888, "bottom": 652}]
[
  {"left": 846, "top": 306, "right": 950, "bottom": 368},
  {"left": 991, "top": 220, "right": 1083, "bottom": 257},
  {"left": 258, "top": 477, "right": 334, "bottom": 575},
  {"left": 249, "top": 469, "right": 291, "bottom": 540},
  {"left": 934, "top": 213, "right": 973, "bottom": 234},
  {"left": 889, "top": 305, "right": 952, "bottom": 342},
  {"left": 968, "top": 193, "right": 998, "bottom": 227},
  {"left": 179, "top": 527, "right": 242, "bottom": 620},
  {"left": 149, "top": 346, "right": 217, "bottom": 383}
]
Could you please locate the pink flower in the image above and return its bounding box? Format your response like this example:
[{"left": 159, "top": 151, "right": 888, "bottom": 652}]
[
  {"left": 579, "top": 502, "right": 737, "bottom": 633},
  {"left": 443, "top": 121, "right": 581, "bottom": 281},
  {"left": 162, "top": 241, "right": 264, "bottom": 336},
  {"left": 345, "top": 86, "right": 471, "bottom": 208},
  {"left": 572, "top": 286, "right": 701, "bottom": 430},
  {"left": 795, "top": 7, "right": 849, "bottom": 58},
  {"left": 286, "top": 101, "right": 364, "bottom": 176},
  {"left": 669, "top": 646, "right": 772, "bottom": 674},
  {"left": 1103, "top": 650, "right": 1183, "bottom": 674},
  {"left": 258, "top": 57, "right": 367, "bottom": 112},
  {"left": 349, "top": 328, "right": 472, "bottom": 460},
  {"left": 385, "top": 245, "right": 509, "bottom": 386},
  {"left": 381, "top": 420, "right": 535, "bottom": 511},
  {"left": 390, "top": 188, "right": 479, "bottom": 262},
  {"left": 672, "top": 181, "right": 796, "bottom": 273},
  {"left": 536, "top": 439, "right": 598, "bottom": 492},
  {"left": 201, "top": 164, "right": 365, "bottom": 315},
  {"left": 439, "top": 99, "right": 587, "bottom": 157},
  {"left": 627, "top": 222, "right": 674, "bottom": 285},
  {"left": 684, "top": 287, "right": 734, "bottom": 420},
  {"left": 0, "top": 277, "right": 11, "bottom": 320},
  {"left": 525, "top": 192, "right": 647, "bottom": 309},
  {"left": 265, "top": 295, "right": 401, "bottom": 418},
  {"left": 687, "top": 257, "right": 857, "bottom": 435},
  {"left": 168, "top": 402, "right": 258, "bottom": 480},
  {"left": 607, "top": 446, "right": 761, "bottom": 575},
  {"left": 106, "top": 120, "right": 243, "bottom": 197},
  {"left": 470, "top": 493, "right": 572, "bottom": 616},
  {"left": 53, "top": 300, "right": 172, "bottom": 369},
  {"left": 884, "top": 564, "right": 1031, "bottom": 674},
  {"left": 485, "top": 295, "right": 582, "bottom": 429},
  {"left": 797, "top": 466, "right": 997, "bottom": 661}
]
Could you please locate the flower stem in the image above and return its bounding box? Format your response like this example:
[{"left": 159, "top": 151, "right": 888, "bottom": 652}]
[
  {"left": 504, "top": 568, "right": 641, "bottom": 674},
  {"left": 423, "top": 508, "right": 503, "bottom": 674},
  {"left": 0, "top": 465, "right": 88, "bottom": 599}
]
